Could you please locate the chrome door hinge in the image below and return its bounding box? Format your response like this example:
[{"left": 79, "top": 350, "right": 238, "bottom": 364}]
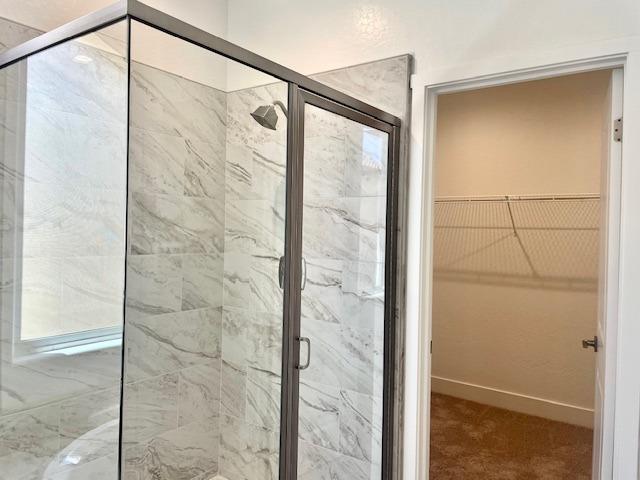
[{"left": 614, "top": 117, "right": 623, "bottom": 142}]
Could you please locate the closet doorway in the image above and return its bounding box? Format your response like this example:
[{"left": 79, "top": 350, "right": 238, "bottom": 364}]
[{"left": 428, "top": 67, "right": 623, "bottom": 479}]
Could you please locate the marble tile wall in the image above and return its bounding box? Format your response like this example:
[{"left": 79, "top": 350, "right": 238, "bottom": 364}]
[
  {"left": 121, "top": 61, "right": 227, "bottom": 480},
  {"left": 0, "top": 22, "right": 128, "bottom": 480},
  {"left": 218, "top": 82, "right": 288, "bottom": 480},
  {"left": 311, "top": 56, "right": 412, "bottom": 480}
]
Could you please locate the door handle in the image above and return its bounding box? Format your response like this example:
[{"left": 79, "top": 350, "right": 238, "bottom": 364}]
[
  {"left": 278, "top": 256, "right": 285, "bottom": 289},
  {"left": 301, "top": 257, "right": 307, "bottom": 290},
  {"left": 278, "top": 256, "right": 307, "bottom": 290},
  {"left": 582, "top": 336, "right": 598, "bottom": 352},
  {"left": 297, "top": 336, "right": 311, "bottom": 370}
]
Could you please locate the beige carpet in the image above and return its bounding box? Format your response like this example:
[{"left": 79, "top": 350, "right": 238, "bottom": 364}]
[{"left": 429, "top": 393, "right": 593, "bottom": 479}]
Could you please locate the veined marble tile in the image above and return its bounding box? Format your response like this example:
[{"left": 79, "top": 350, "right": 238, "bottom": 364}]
[
  {"left": 61, "top": 256, "right": 124, "bottom": 334},
  {"left": 303, "top": 104, "right": 347, "bottom": 140},
  {"left": 222, "top": 253, "right": 252, "bottom": 311},
  {"left": 126, "top": 254, "right": 183, "bottom": 317},
  {"left": 21, "top": 183, "right": 126, "bottom": 258},
  {"left": 303, "top": 135, "right": 346, "bottom": 200},
  {"left": 182, "top": 196, "right": 225, "bottom": 255},
  {"left": 311, "top": 56, "right": 410, "bottom": 119},
  {"left": 298, "top": 380, "right": 340, "bottom": 452},
  {"left": 130, "top": 62, "right": 226, "bottom": 144},
  {"left": 0, "top": 353, "right": 119, "bottom": 416},
  {"left": 302, "top": 197, "right": 386, "bottom": 262},
  {"left": 177, "top": 361, "right": 221, "bottom": 426},
  {"left": 54, "top": 419, "right": 119, "bottom": 476},
  {"left": 124, "top": 418, "right": 219, "bottom": 480},
  {"left": 45, "top": 454, "right": 117, "bottom": 480},
  {"left": 129, "top": 128, "right": 186, "bottom": 196},
  {"left": 183, "top": 138, "right": 226, "bottom": 199},
  {"left": 297, "top": 440, "right": 375, "bottom": 480},
  {"left": 222, "top": 254, "right": 284, "bottom": 315},
  {"left": 129, "top": 192, "right": 184, "bottom": 255},
  {"left": 27, "top": 40, "right": 127, "bottom": 125},
  {"left": 23, "top": 106, "right": 126, "bottom": 190},
  {"left": 224, "top": 143, "right": 254, "bottom": 201},
  {"left": 300, "top": 259, "right": 343, "bottom": 325},
  {"left": 250, "top": 255, "right": 285, "bottom": 315},
  {"left": 344, "top": 122, "right": 389, "bottom": 198},
  {"left": 246, "top": 368, "right": 280, "bottom": 431},
  {"left": 0, "top": 404, "right": 61, "bottom": 480},
  {"left": 59, "top": 387, "right": 120, "bottom": 441},
  {"left": 222, "top": 308, "right": 282, "bottom": 375},
  {"left": 339, "top": 390, "right": 383, "bottom": 465},
  {"left": 219, "top": 414, "right": 278, "bottom": 480},
  {"left": 342, "top": 260, "right": 385, "bottom": 332},
  {"left": 182, "top": 253, "right": 224, "bottom": 310},
  {"left": 122, "top": 373, "right": 178, "bottom": 446},
  {"left": 300, "top": 319, "right": 383, "bottom": 396},
  {"left": 61, "top": 112, "right": 127, "bottom": 191},
  {"left": 224, "top": 199, "right": 285, "bottom": 256},
  {"left": 220, "top": 359, "right": 246, "bottom": 420},
  {"left": 226, "top": 83, "right": 287, "bottom": 153},
  {"left": 57, "top": 389, "right": 120, "bottom": 474},
  {"left": 125, "top": 307, "right": 221, "bottom": 382}
]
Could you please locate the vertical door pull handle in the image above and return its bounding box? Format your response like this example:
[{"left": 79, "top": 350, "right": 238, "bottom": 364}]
[
  {"left": 278, "top": 256, "right": 285, "bottom": 289},
  {"left": 582, "top": 335, "right": 598, "bottom": 352},
  {"left": 301, "top": 257, "right": 307, "bottom": 290},
  {"left": 297, "top": 336, "right": 311, "bottom": 370}
]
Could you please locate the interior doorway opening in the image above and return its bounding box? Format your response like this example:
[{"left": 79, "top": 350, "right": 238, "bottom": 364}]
[{"left": 427, "top": 68, "right": 622, "bottom": 479}]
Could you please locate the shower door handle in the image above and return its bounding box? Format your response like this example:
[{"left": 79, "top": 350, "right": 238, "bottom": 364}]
[
  {"left": 301, "top": 257, "right": 307, "bottom": 290},
  {"left": 278, "top": 256, "right": 307, "bottom": 290},
  {"left": 278, "top": 256, "right": 285, "bottom": 289},
  {"left": 296, "top": 336, "right": 311, "bottom": 370}
]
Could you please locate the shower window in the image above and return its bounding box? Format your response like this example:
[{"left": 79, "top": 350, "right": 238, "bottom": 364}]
[{"left": 4, "top": 22, "right": 128, "bottom": 358}]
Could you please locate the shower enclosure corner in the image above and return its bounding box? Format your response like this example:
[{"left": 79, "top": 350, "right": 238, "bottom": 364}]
[{"left": 0, "top": 3, "right": 402, "bottom": 479}]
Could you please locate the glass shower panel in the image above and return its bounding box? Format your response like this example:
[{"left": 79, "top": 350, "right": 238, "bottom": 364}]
[
  {"left": 0, "top": 21, "right": 128, "bottom": 479},
  {"left": 123, "top": 20, "right": 287, "bottom": 480},
  {"left": 297, "top": 104, "right": 388, "bottom": 479}
]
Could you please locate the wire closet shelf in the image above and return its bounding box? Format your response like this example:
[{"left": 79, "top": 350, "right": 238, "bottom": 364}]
[{"left": 433, "top": 194, "right": 600, "bottom": 291}]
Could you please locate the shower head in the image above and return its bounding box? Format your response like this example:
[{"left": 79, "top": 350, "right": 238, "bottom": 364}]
[
  {"left": 251, "top": 105, "right": 279, "bottom": 130},
  {"left": 250, "top": 100, "right": 288, "bottom": 130}
]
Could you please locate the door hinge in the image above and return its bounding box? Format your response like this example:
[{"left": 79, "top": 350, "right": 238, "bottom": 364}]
[
  {"left": 614, "top": 117, "right": 623, "bottom": 142},
  {"left": 430, "top": 340, "right": 433, "bottom": 354}
]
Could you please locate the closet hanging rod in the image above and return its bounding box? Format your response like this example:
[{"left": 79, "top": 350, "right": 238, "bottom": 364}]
[{"left": 434, "top": 193, "right": 600, "bottom": 203}]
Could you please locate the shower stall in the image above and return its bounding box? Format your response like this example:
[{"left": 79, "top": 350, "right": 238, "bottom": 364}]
[{"left": 0, "top": 2, "right": 403, "bottom": 479}]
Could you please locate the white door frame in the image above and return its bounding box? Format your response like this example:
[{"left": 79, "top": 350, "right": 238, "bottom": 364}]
[{"left": 412, "top": 54, "right": 628, "bottom": 479}]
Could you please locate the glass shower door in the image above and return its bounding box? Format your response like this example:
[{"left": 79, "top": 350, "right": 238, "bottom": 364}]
[{"left": 293, "top": 94, "right": 394, "bottom": 480}]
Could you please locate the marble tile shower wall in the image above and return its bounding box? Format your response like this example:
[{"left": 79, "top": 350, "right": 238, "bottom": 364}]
[
  {"left": 219, "top": 82, "right": 288, "bottom": 480},
  {"left": 0, "top": 36, "right": 127, "bottom": 480},
  {"left": 122, "top": 61, "right": 226, "bottom": 480}
]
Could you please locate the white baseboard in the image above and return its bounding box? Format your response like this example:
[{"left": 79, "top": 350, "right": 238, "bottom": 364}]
[{"left": 431, "top": 376, "right": 594, "bottom": 428}]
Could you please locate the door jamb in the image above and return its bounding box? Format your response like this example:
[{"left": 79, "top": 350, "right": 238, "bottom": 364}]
[{"left": 415, "top": 54, "right": 627, "bottom": 479}]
